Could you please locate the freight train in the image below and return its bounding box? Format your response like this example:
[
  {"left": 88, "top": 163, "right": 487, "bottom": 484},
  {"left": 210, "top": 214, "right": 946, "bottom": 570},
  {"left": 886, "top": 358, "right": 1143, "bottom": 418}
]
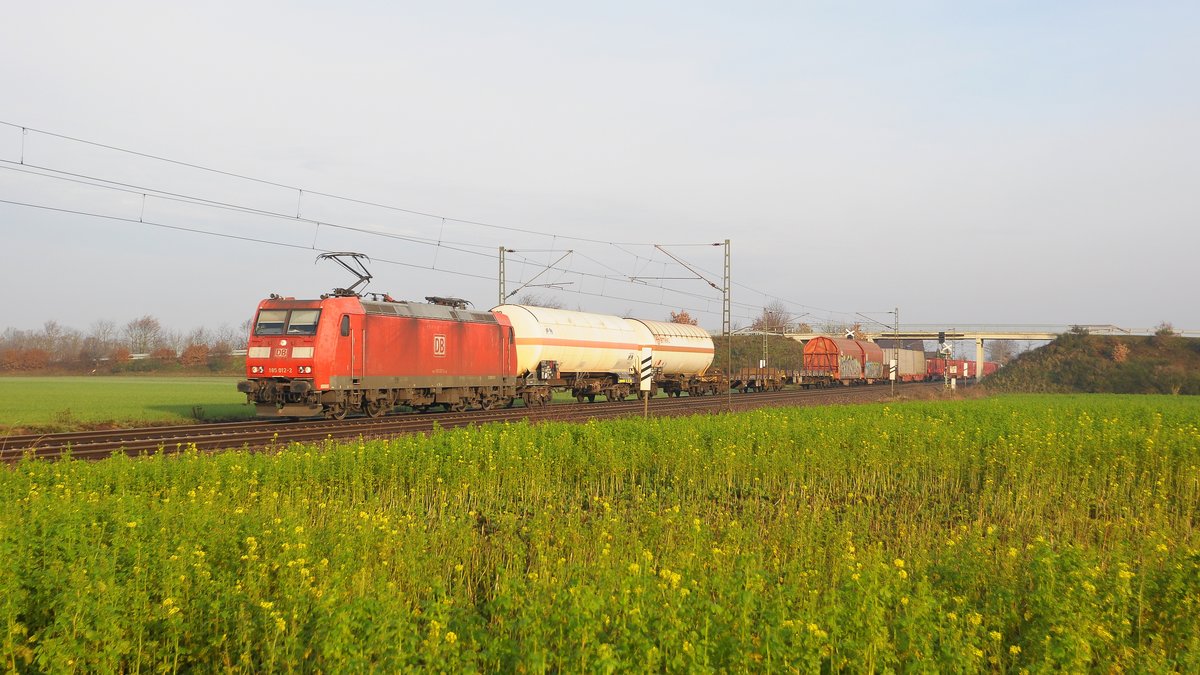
[
  {"left": 237, "top": 254, "right": 994, "bottom": 418},
  {"left": 238, "top": 287, "right": 723, "bottom": 418}
]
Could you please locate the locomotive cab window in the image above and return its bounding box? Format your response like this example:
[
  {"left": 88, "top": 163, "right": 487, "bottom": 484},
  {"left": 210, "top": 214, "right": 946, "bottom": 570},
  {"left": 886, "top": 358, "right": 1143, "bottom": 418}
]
[
  {"left": 287, "top": 309, "right": 321, "bottom": 335},
  {"left": 254, "top": 310, "right": 288, "bottom": 335},
  {"left": 254, "top": 309, "right": 321, "bottom": 336},
  {"left": 340, "top": 315, "right": 350, "bottom": 336}
]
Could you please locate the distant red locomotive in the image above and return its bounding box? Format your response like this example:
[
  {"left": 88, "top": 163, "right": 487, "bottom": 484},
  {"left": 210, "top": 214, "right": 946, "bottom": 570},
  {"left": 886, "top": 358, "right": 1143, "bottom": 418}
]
[
  {"left": 926, "top": 358, "right": 998, "bottom": 380},
  {"left": 239, "top": 294, "right": 517, "bottom": 418}
]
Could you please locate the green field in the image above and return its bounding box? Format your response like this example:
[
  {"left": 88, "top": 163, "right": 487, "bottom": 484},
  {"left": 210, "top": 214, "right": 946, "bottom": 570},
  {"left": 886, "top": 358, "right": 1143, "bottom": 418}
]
[
  {"left": 0, "top": 376, "right": 253, "bottom": 431},
  {"left": 0, "top": 376, "right": 674, "bottom": 432},
  {"left": 2, "top": 394, "right": 1199, "bottom": 671}
]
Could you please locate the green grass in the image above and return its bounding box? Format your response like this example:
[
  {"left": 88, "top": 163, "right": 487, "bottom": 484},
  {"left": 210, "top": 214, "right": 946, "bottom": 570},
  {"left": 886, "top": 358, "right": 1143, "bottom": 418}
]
[
  {"left": 0, "top": 376, "right": 670, "bottom": 432},
  {"left": 2, "top": 393, "right": 1199, "bottom": 671},
  {"left": 0, "top": 376, "right": 252, "bottom": 431}
]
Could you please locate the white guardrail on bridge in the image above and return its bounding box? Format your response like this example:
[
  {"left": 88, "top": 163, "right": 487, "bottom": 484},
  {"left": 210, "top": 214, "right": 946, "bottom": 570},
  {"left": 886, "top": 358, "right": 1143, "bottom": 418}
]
[{"left": 782, "top": 325, "right": 1199, "bottom": 341}]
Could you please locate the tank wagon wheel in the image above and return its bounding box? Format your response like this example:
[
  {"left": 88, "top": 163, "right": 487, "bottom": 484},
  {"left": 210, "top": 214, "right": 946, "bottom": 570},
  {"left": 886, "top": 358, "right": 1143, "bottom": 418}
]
[{"left": 364, "top": 400, "right": 388, "bottom": 418}]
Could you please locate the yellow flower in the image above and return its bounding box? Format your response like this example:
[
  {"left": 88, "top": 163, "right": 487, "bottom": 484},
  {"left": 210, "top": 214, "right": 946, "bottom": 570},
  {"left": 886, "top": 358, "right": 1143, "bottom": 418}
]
[
  {"left": 968, "top": 612, "right": 983, "bottom": 626},
  {"left": 898, "top": 570, "right": 908, "bottom": 580},
  {"left": 445, "top": 631, "right": 458, "bottom": 644},
  {"left": 1009, "top": 645, "right": 1022, "bottom": 655},
  {"left": 628, "top": 563, "right": 640, "bottom": 575},
  {"left": 126, "top": 521, "right": 138, "bottom": 528},
  {"left": 893, "top": 558, "right": 905, "bottom": 568}
]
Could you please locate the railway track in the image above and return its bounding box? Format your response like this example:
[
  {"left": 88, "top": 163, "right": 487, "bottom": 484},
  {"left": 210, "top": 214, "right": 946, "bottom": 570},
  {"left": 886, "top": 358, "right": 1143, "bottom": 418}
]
[{"left": 1, "top": 382, "right": 944, "bottom": 462}]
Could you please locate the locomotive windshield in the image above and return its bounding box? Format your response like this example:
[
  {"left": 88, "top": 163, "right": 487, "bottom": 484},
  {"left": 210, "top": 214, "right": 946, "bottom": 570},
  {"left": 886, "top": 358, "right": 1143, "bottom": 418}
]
[
  {"left": 287, "top": 310, "right": 321, "bottom": 335},
  {"left": 254, "top": 309, "right": 321, "bottom": 336}
]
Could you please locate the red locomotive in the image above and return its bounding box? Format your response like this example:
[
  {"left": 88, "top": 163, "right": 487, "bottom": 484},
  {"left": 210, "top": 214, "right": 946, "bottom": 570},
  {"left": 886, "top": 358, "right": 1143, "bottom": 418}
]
[
  {"left": 238, "top": 293, "right": 517, "bottom": 418},
  {"left": 926, "top": 357, "right": 998, "bottom": 380}
]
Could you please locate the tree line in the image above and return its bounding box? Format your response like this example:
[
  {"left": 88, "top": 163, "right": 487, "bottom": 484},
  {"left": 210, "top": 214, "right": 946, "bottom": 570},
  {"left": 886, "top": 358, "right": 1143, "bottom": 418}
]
[{"left": 0, "top": 316, "right": 249, "bottom": 373}]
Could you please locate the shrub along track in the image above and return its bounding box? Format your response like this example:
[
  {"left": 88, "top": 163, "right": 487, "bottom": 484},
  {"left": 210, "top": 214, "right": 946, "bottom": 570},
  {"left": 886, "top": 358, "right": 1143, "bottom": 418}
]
[{"left": 1, "top": 382, "right": 945, "bottom": 462}]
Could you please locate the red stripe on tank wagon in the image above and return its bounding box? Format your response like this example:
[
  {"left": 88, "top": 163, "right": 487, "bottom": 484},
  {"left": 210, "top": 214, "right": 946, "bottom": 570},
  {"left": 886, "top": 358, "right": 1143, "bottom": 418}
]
[
  {"left": 653, "top": 345, "right": 714, "bottom": 354},
  {"left": 515, "top": 337, "right": 641, "bottom": 350},
  {"left": 514, "top": 337, "right": 712, "bottom": 354}
]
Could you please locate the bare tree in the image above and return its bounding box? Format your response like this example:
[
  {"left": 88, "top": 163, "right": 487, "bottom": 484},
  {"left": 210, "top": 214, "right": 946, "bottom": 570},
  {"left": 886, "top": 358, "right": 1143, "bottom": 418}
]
[
  {"left": 750, "top": 301, "right": 791, "bottom": 332},
  {"left": 124, "top": 315, "right": 162, "bottom": 354},
  {"left": 89, "top": 319, "right": 117, "bottom": 346},
  {"left": 213, "top": 323, "right": 244, "bottom": 351},
  {"left": 514, "top": 293, "right": 565, "bottom": 309},
  {"left": 986, "top": 339, "right": 1018, "bottom": 364}
]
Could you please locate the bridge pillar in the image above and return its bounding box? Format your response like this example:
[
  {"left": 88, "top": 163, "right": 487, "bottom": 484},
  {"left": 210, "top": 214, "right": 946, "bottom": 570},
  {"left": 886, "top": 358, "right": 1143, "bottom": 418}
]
[{"left": 975, "top": 338, "right": 985, "bottom": 381}]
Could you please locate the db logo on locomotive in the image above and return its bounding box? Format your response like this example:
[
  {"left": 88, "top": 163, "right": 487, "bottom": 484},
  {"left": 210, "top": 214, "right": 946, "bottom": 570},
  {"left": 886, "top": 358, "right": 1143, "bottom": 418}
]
[{"left": 433, "top": 334, "right": 447, "bottom": 357}]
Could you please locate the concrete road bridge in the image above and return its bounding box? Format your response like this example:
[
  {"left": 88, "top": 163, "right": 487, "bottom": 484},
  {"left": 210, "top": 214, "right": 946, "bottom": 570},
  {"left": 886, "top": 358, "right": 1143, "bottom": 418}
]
[{"left": 776, "top": 324, "right": 1199, "bottom": 381}]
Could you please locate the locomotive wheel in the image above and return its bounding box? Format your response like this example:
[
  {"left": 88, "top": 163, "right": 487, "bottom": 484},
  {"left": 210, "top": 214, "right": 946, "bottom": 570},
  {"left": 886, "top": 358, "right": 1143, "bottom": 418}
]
[
  {"left": 365, "top": 400, "right": 387, "bottom": 418},
  {"left": 576, "top": 394, "right": 586, "bottom": 403},
  {"left": 328, "top": 405, "right": 348, "bottom": 420}
]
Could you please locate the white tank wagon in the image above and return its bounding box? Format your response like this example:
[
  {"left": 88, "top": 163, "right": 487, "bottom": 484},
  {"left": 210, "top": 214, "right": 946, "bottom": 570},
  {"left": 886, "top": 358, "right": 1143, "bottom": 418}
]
[
  {"left": 491, "top": 304, "right": 642, "bottom": 403},
  {"left": 623, "top": 319, "right": 726, "bottom": 397},
  {"left": 623, "top": 319, "right": 714, "bottom": 374}
]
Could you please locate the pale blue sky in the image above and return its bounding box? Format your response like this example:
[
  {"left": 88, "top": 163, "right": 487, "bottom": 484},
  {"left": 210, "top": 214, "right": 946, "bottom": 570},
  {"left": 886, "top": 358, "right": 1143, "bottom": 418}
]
[{"left": 2, "top": 1, "right": 1196, "bottom": 333}]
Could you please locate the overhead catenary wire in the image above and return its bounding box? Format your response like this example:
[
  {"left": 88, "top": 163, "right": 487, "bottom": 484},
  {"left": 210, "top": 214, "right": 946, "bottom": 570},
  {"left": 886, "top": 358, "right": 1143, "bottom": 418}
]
[
  {"left": 2, "top": 196, "right": 762, "bottom": 321},
  {"left": 0, "top": 120, "right": 860, "bottom": 324},
  {"left": 1, "top": 131, "right": 742, "bottom": 307},
  {"left": 0, "top": 120, "right": 684, "bottom": 247},
  {"left": 0, "top": 197, "right": 496, "bottom": 283},
  {"left": 3, "top": 160, "right": 757, "bottom": 314}
]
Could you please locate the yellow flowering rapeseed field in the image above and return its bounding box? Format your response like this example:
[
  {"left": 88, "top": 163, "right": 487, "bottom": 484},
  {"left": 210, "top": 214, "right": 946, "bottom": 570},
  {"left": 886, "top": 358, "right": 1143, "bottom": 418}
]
[{"left": 1, "top": 394, "right": 1198, "bottom": 671}]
